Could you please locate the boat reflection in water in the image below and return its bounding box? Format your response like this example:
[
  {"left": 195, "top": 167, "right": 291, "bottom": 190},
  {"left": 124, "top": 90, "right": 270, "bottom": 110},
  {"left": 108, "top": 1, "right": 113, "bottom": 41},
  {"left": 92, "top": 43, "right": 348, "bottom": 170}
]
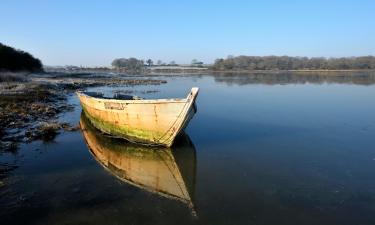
[{"left": 79, "top": 113, "right": 197, "bottom": 213}]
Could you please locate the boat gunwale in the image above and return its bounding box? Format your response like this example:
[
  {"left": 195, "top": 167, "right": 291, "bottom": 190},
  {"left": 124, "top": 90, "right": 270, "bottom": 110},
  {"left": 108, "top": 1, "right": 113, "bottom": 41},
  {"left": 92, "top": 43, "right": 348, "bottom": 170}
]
[
  {"left": 76, "top": 91, "right": 188, "bottom": 104},
  {"left": 76, "top": 87, "right": 199, "bottom": 147}
]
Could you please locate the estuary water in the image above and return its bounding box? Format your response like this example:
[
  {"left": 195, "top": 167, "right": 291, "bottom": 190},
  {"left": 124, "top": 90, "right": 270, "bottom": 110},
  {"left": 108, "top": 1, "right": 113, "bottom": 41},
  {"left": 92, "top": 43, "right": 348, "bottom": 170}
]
[{"left": 2, "top": 73, "right": 375, "bottom": 225}]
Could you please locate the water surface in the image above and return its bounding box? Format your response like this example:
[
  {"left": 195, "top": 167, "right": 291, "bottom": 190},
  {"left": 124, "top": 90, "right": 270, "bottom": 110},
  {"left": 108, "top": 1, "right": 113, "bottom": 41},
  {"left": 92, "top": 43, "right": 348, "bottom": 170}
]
[{"left": 2, "top": 73, "right": 375, "bottom": 225}]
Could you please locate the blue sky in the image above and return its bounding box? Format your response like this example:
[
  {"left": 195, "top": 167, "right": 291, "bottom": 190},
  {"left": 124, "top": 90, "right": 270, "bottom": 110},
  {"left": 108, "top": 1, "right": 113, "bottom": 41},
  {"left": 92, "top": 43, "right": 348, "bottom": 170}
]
[{"left": 0, "top": 0, "right": 374, "bottom": 66}]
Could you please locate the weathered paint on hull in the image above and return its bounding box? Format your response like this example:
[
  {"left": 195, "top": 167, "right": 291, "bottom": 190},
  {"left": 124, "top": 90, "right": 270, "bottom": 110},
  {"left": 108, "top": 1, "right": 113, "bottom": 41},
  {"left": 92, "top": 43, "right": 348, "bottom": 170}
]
[
  {"left": 79, "top": 113, "right": 196, "bottom": 206},
  {"left": 77, "top": 87, "right": 199, "bottom": 147}
]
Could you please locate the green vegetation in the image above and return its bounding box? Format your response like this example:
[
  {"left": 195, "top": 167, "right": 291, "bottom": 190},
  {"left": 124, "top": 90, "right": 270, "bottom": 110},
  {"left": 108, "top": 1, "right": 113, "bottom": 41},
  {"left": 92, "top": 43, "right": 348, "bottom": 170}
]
[
  {"left": 0, "top": 43, "right": 43, "bottom": 72},
  {"left": 111, "top": 57, "right": 183, "bottom": 73},
  {"left": 212, "top": 55, "right": 375, "bottom": 71},
  {"left": 111, "top": 58, "right": 145, "bottom": 72}
]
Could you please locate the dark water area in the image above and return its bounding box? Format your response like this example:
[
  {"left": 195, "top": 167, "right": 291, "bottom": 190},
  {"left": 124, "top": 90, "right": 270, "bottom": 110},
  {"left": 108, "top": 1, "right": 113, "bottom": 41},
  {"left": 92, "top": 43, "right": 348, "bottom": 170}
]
[{"left": 1, "top": 73, "right": 375, "bottom": 225}]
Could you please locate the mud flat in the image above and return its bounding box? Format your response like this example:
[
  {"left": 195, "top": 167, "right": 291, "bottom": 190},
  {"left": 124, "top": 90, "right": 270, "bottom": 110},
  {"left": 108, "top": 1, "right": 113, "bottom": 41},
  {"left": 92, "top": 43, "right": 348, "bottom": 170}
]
[
  {"left": 31, "top": 75, "right": 167, "bottom": 89},
  {"left": 0, "top": 81, "right": 75, "bottom": 151},
  {"left": 0, "top": 73, "right": 167, "bottom": 152}
]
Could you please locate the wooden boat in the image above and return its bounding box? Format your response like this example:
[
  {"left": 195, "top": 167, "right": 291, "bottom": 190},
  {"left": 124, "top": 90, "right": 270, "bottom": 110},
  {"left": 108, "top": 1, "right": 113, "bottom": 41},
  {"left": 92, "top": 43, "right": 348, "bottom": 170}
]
[
  {"left": 77, "top": 87, "right": 199, "bottom": 147},
  {"left": 79, "top": 113, "right": 196, "bottom": 211}
]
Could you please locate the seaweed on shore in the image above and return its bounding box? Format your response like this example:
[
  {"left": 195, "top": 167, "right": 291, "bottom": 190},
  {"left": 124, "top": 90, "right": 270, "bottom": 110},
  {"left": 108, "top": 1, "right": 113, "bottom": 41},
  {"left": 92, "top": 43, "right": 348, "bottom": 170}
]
[
  {"left": 0, "top": 74, "right": 168, "bottom": 153},
  {"left": 0, "top": 82, "right": 76, "bottom": 152}
]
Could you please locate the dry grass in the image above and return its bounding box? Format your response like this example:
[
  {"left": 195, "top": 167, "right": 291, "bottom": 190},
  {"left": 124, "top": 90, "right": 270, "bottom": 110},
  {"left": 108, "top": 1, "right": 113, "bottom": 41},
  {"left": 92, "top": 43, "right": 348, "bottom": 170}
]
[{"left": 0, "top": 72, "right": 28, "bottom": 82}]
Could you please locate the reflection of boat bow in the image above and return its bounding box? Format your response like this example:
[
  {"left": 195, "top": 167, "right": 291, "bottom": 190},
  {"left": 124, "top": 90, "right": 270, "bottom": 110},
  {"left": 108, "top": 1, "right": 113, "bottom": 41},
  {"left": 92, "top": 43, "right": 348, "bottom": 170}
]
[{"left": 80, "top": 114, "right": 197, "bottom": 210}]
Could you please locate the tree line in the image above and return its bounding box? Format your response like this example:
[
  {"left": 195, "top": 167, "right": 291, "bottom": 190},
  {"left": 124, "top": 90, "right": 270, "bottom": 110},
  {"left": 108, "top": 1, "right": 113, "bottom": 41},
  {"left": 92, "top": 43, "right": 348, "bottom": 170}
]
[
  {"left": 111, "top": 58, "right": 145, "bottom": 72},
  {"left": 0, "top": 43, "right": 43, "bottom": 72},
  {"left": 111, "top": 57, "right": 206, "bottom": 72},
  {"left": 211, "top": 55, "right": 375, "bottom": 71}
]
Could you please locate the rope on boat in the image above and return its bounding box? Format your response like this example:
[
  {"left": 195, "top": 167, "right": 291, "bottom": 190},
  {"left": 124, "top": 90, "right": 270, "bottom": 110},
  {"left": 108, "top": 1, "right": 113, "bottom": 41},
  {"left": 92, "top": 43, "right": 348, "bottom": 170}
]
[
  {"left": 152, "top": 92, "right": 193, "bottom": 146},
  {"left": 106, "top": 96, "right": 190, "bottom": 147},
  {"left": 123, "top": 96, "right": 191, "bottom": 147},
  {"left": 155, "top": 149, "right": 191, "bottom": 200}
]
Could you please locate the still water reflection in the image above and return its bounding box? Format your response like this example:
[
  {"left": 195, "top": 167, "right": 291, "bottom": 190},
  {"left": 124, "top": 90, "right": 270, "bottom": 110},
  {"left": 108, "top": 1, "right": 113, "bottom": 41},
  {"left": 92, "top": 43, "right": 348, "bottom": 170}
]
[
  {"left": 212, "top": 71, "right": 375, "bottom": 85},
  {"left": 79, "top": 113, "right": 196, "bottom": 212},
  {"left": 1, "top": 72, "right": 375, "bottom": 225}
]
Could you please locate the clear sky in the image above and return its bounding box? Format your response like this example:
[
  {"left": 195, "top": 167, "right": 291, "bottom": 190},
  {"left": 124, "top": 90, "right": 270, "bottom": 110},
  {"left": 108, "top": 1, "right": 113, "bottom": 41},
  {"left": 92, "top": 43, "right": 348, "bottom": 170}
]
[{"left": 1, "top": 0, "right": 374, "bottom": 66}]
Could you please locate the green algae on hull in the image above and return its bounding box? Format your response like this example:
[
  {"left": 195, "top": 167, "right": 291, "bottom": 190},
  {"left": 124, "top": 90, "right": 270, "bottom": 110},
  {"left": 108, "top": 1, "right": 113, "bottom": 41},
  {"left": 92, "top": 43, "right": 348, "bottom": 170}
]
[
  {"left": 82, "top": 106, "right": 164, "bottom": 145},
  {"left": 77, "top": 87, "right": 199, "bottom": 147}
]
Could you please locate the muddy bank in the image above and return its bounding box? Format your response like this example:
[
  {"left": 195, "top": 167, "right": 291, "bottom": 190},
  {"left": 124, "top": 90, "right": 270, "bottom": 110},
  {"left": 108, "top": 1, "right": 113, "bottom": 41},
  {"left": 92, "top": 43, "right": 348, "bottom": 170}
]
[
  {"left": 31, "top": 75, "right": 167, "bottom": 90},
  {"left": 0, "top": 73, "right": 169, "bottom": 218},
  {"left": 0, "top": 73, "right": 168, "bottom": 152},
  {"left": 0, "top": 82, "right": 76, "bottom": 151}
]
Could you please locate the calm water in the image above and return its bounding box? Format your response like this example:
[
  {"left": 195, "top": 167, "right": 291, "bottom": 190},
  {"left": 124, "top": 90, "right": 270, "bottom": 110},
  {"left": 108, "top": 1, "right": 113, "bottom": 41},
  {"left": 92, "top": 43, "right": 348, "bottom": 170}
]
[{"left": 2, "top": 73, "right": 375, "bottom": 225}]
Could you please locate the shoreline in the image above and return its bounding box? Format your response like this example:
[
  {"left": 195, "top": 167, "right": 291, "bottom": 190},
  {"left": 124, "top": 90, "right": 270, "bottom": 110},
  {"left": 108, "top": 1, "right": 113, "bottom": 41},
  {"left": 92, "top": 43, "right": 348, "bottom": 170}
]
[
  {"left": 1, "top": 70, "right": 375, "bottom": 151},
  {"left": 0, "top": 73, "right": 168, "bottom": 152},
  {"left": 41, "top": 68, "right": 375, "bottom": 76}
]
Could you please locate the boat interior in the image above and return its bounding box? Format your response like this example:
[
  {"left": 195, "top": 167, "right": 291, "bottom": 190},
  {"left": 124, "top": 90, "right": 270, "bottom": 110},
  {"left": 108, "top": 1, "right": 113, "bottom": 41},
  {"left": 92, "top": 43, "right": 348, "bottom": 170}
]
[{"left": 83, "top": 91, "right": 143, "bottom": 100}]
